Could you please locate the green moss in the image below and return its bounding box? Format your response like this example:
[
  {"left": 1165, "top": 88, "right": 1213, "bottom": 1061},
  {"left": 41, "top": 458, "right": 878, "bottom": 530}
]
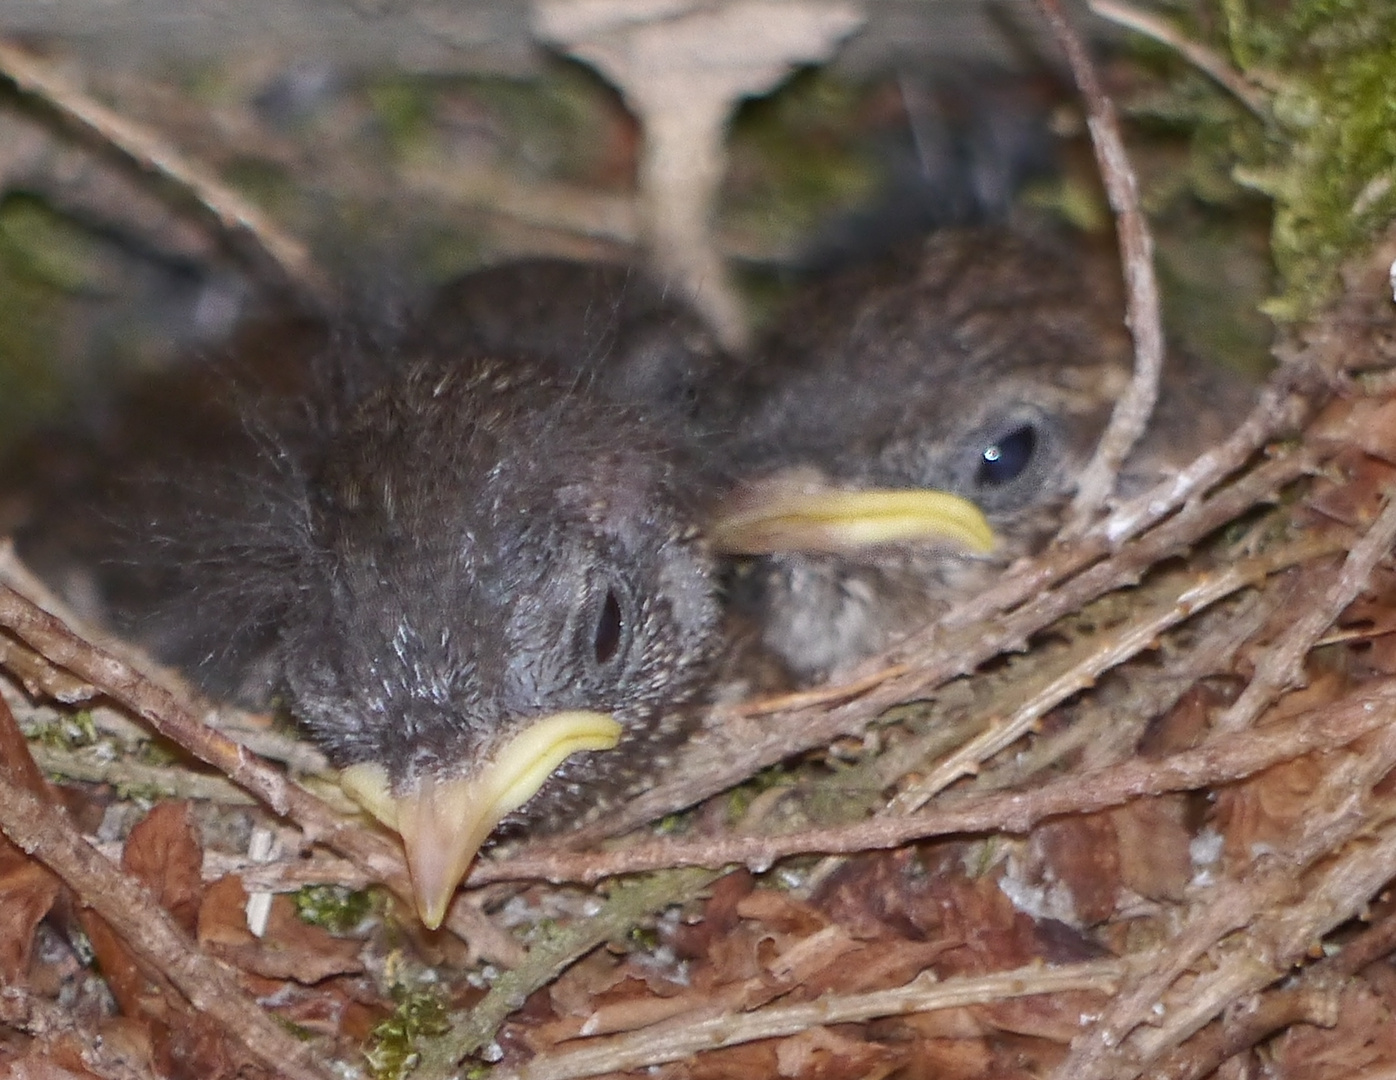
[
  {"left": 367, "top": 78, "right": 436, "bottom": 155},
  {"left": 24, "top": 709, "right": 99, "bottom": 751},
  {"left": 1226, "top": 0, "right": 1396, "bottom": 317},
  {"left": 364, "top": 984, "right": 452, "bottom": 1080},
  {"left": 293, "top": 884, "right": 377, "bottom": 933},
  {"left": 723, "top": 67, "right": 880, "bottom": 248}
]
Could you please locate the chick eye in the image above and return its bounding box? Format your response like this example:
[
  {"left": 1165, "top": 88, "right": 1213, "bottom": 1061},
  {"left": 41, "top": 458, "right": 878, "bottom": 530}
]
[
  {"left": 593, "top": 588, "right": 624, "bottom": 666},
  {"left": 976, "top": 424, "right": 1037, "bottom": 488}
]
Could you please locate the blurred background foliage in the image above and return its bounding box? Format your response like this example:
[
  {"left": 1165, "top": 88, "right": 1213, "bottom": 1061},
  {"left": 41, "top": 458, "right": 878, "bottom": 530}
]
[{"left": 0, "top": 0, "right": 1387, "bottom": 457}]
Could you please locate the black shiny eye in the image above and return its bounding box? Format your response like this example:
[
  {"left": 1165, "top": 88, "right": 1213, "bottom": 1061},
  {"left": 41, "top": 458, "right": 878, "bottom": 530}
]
[
  {"left": 975, "top": 424, "right": 1037, "bottom": 488},
  {"left": 593, "top": 588, "right": 624, "bottom": 665}
]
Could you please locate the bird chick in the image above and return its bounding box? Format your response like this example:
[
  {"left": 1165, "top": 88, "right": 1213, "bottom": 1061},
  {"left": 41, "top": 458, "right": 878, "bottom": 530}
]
[
  {"left": 712, "top": 229, "right": 1252, "bottom": 681},
  {"left": 9, "top": 323, "right": 720, "bottom": 928},
  {"left": 409, "top": 257, "right": 729, "bottom": 428}
]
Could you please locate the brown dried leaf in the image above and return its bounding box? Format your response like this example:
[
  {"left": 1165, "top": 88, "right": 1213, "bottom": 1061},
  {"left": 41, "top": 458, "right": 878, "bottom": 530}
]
[
  {"left": 1110, "top": 796, "right": 1192, "bottom": 902},
  {"left": 1214, "top": 755, "right": 1327, "bottom": 870},
  {"left": 1304, "top": 450, "right": 1396, "bottom": 528},
  {"left": 1310, "top": 396, "right": 1396, "bottom": 463},
  {"left": 1027, "top": 816, "right": 1121, "bottom": 926},
  {"left": 121, "top": 801, "right": 203, "bottom": 936},
  {"left": 0, "top": 843, "right": 61, "bottom": 983},
  {"left": 0, "top": 1052, "right": 101, "bottom": 1080},
  {"left": 771, "top": 1025, "right": 894, "bottom": 1078},
  {"left": 196, "top": 875, "right": 255, "bottom": 949},
  {"left": 1268, "top": 978, "right": 1396, "bottom": 1078}
]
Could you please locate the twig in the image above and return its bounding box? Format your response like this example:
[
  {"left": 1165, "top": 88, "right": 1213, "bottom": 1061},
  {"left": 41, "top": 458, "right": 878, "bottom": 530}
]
[
  {"left": 1033, "top": 0, "right": 1167, "bottom": 528},
  {"left": 1059, "top": 718, "right": 1396, "bottom": 1078},
  {"left": 470, "top": 676, "right": 1396, "bottom": 885},
  {"left": 416, "top": 868, "right": 722, "bottom": 1080},
  {"left": 890, "top": 557, "right": 1272, "bottom": 815},
  {"left": 0, "top": 769, "right": 334, "bottom": 1080},
  {"left": 0, "top": 634, "right": 99, "bottom": 704},
  {"left": 562, "top": 446, "right": 1316, "bottom": 847},
  {"left": 982, "top": 585, "right": 1280, "bottom": 788},
  {"left": 494, "top": 959, "right": 1125, "bottom": 1080},
  {"left": 1131, "top": 801, "right": 1396, "bottom": 1071},
  {"left": 0, "top": 38, "right": 333, "bottom": 307},
  {"left": 1214, "top": 490, "right": 1396, "bottom": 732},
  {"left": 0, "top": 581, "right": 523, "bottom": 964},
  {"left": 1087, "top": 0, "right": 1271, "bottom": 117},
  {"left": 31, "top": 744, "right": 258, "bottom": 804},
  {"left": 0, "top": 982, "right": 156, "bottom": 1080},
  {"left": 1144, "top": 978, "right": 1342, "bottom": 1080}
]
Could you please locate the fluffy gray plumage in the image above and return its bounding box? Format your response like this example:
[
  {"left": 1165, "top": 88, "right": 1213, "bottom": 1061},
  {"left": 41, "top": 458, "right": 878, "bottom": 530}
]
[
  {"left": 11, "top": 312, "right": 722, "bottom": 823},
  {"left": 724, "top": 229, "right": 1253, "bottom": 680}
]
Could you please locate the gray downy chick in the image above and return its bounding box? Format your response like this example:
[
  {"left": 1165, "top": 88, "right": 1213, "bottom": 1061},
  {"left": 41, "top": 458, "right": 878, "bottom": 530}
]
[
  {"left": 408, "top": 257, "right": 733, "bottom": 432},
  {"left": 711, "top": 229, "right": 1253, "bottom": 681},
  {"left": 8, "top": 316, "right": 721, "bottom": 927}
]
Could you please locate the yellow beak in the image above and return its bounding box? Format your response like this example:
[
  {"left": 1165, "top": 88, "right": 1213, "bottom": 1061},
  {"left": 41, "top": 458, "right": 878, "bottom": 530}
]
[
  {"left": 710, "top": 479, "right": 996, "bottom": 556},
  {"left": 341, "top": 710, "right": 622, "bottom": 929}
]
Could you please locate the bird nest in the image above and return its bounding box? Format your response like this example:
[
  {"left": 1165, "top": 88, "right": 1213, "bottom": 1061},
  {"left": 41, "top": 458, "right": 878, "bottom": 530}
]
[
  {"left": 4, "top": 13, "right": 1396, "bottom": 1080},
  {"left": 0, "top": 232, "right": 1393, "bottom": 1079}
]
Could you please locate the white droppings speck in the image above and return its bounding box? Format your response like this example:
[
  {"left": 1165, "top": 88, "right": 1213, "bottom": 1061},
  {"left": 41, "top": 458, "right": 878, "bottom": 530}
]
[{"left": 245, "top": 826, "right": 277, "bottom": 938}]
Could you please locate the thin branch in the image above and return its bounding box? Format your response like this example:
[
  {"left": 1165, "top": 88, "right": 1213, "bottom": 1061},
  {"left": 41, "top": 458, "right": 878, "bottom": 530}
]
[
  {"left": 889, "top": 558, "right": 1266, "bottom": 815},
  {"left": 495, "top": 959, "right": 1124, "bottom": 1080},
  {"left": 1143, "top": 978, "right": 1342, "bottom": 1080},
  {"left": 558, "top": 447, "right": 1318, "bottom": 847},
  {"left": 416, "top": 868, "right": 722, "bottom": 1080},
  {"left": 0, "top": 38, "right": 333, "bottom": 307},
  {"left": 31, "top": 744, "right": 258, "bottom": 804},
  {"left": 1087, "top": 0, "right": 1271, "bottom": 117},
  {"left": 0, "top": 580, "right": 523, "bottom": 964},
  {"left": 470, "top": 676, "right": 1396, "bottom": 885},
  {"left": 0, "top": 770, "right": 334, "bottom": 1080},
  {"left": 0, "top": 982, "right": 157, "bottom": 1080},
  {"left": 1214, "top": 490, "right": 1396, "bottom": 732},
  {"left": 1059, "top": 723, "right": 1396, "bottom": 1079},
  {"left": 1033, "top": 0, "right": 1167, "bottom": 528}
]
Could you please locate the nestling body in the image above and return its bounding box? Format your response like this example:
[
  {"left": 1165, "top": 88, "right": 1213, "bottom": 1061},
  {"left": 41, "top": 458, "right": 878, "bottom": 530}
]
[
  {"left": 713, "top": 229, "right": 1253, "bottom": 680},
  {"left": 7, "top": 293, "right": 724, "bottom": 927}
]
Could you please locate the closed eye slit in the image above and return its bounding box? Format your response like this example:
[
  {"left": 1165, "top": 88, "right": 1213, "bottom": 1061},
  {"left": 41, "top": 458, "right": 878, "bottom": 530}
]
[{"left": 593, "top": 587, "right": 624, "bottom": 665}]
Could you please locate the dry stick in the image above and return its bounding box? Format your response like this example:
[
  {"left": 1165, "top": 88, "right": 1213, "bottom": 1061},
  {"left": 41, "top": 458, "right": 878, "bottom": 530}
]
[
  {"left": 1140, "top": 904, "right": 1396, "bottom": 1077},
  {"left": 1214, "top": 491, "right": 1396, "bottom": 732},
  {"left": 0, "top": 695, "right": 299, "bottom": 1078},
  {"left": 0, "top": 39, "right": 332, "bottom": 307},
  {"left": 1130, "top": 803, "right": 1396, "bottom": 1073},
  {"left": 557, "top": 446, "right": 1315, "bottom": 849},
  {"left": 1144, "top": 982, "right": 1342, "bottom": 1080},
  {"left": 31, "top": 744, "right": 258, "bottom": 805},
  {"left": 797, "top": 544, "right": 1314, "bottom": 893},
  {"left": 416, "top": 867, "right": 723, "bottom": 1080},
  {"left": 1087, "top": 0, "right": 1271, "bottom": 117},
  {"left": 890, "top": 554, "right": 1282, "bottom": 815},
  {"left": 985, "top": 584, "right": 1281, "bottom": 789},
  {"left": 0, "top": 982, "right": 154, "bottom": 1080},
  {"left": 1034, "top": 0, "right": 1167, "bottom": 528},
  {"left": 1059, "top": 720, "right": 1396, "bottom": 1079},
  {"left": 0, "top": 582, "right": 523, "bottom": 964},
  {"left": 469, "top": 675, "right": 1396, "bottom": 885},
  {"left": 0, "top": 771, "right": 333, "bottom": 1080},
  {"left": 495, "top": 959, "right": 1126, "bottom": 1080}
]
